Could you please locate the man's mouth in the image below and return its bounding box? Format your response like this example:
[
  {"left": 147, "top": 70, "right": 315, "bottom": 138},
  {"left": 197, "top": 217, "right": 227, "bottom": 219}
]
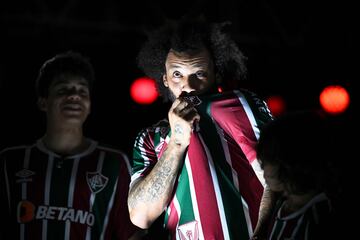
[{"left": 63, "top": 103, "right": 82, "bottom": 111}]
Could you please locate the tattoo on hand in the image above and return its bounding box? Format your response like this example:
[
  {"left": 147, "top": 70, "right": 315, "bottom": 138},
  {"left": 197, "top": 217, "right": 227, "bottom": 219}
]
[
  {"left": 174, "top": 124, "right": 184, "bottom": 144},
  {"left": 174, "top": 124, "right": 183, "bottom": 134}
]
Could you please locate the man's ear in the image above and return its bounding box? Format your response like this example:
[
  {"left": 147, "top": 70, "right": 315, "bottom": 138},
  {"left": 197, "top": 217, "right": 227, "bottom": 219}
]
[
  {"left": 163, "top": 74, "right": 168, "bottom": 87},
  {"left": 37, "top": 98, "right": 47, "bottom": 111}
]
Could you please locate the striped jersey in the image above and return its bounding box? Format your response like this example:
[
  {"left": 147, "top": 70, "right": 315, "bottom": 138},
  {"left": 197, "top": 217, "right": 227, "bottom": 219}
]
[
  {"left": 131, "top": 90, "right": 273, "bottom": 240},
  {"left": 0, "top": 139, "right": 137, "bottom": 240},
  {"left": 267, "top": 193, "right": 332, "bottom": 240}
]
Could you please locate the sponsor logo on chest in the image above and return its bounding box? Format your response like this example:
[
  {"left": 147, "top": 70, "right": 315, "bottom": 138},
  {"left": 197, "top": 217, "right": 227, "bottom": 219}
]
[{"left": 17, "top": 201, "right": 95, "bottom": 226}]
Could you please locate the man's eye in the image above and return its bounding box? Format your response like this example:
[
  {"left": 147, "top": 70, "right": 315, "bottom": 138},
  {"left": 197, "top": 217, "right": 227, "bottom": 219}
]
[
  {"left": 57, "top": 89, "right": 67, "bottom": 94},
  {"left": 173, "top": 71, "right": 182, "bottom": 78},
  {"left": 79, "top": 90, "right": 89, "bottom": 96},
  {"left": 196, "top": 71, "right": 206, "bottom": 78}
]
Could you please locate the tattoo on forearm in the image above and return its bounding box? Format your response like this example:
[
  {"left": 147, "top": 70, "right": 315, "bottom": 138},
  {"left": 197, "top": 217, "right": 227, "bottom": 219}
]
[
  {"left": 129, "top": 151, "right": 179, "bottom": 208},
  {"left": 148, "top": 163, "right": 171, "bottom": 197}
]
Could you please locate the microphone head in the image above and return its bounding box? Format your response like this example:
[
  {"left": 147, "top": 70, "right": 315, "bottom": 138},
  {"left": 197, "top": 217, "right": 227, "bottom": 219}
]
[{"left": 180, "top": 91, "right": 202, "bottom": 106}]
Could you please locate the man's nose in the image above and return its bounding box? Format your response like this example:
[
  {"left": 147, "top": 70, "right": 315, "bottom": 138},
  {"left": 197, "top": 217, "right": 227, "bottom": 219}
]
[
  {"left": 186, "top": 74, "right": 202, "bottom": 90},
  {"left": 181, "top": 80, "right": 191, "bottom": 91},
  {"left": 67, "top": 87, "right": 81, "bottom": 100},
  {"left": 181, "top": 74, "right": 198, "bottom": 91}
]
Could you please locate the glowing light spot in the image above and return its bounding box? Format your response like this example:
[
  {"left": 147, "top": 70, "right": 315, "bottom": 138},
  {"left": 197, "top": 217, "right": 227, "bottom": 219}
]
[
  {"left": 320, "top": 85, "right": 350, "bottom": 114},
  {"left": 266, "top": 95, "right": 286, "bottom": 117},
  {"left": 130, "top": 77, "right": 158, "bottom": 104}
]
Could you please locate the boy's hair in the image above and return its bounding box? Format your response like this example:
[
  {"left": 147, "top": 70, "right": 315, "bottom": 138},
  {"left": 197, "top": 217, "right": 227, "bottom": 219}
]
[
  {"left": 36, "top": 51, "right": 95, "bottom": 98},
  {"left": 137, "top": 16, "right": 247, "bottom": 102}
]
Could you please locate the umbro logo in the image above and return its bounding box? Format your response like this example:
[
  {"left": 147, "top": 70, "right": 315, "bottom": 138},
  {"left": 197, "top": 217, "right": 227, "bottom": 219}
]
[{"left": 16, "top": 169, "right": 35, "bottom": 183}]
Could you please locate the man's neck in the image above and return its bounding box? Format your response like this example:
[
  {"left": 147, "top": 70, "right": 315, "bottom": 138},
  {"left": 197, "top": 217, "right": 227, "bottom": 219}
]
[{"left": 42, "top": 127, "right": 89, "bottom": 156}]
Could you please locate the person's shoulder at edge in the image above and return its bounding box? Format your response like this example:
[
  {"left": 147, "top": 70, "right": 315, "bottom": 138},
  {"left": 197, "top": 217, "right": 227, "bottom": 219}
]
[
  {"left": 135, "top": 119, "right": 170, "bottom": 138},
  {"left": 0, "top": 143, "right": 36, "bottom": 156},
  {"left": 236, "top": 88, "right": 274, "bottom": 120}
]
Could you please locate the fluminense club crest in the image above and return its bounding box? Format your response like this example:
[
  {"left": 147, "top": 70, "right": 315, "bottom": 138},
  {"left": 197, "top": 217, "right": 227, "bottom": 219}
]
[
  {"left": 86, "top": 172, "right": 109, "bottom": 194},
  {"left": 177, "top": 220, "right": 199, "bottom": 240}
]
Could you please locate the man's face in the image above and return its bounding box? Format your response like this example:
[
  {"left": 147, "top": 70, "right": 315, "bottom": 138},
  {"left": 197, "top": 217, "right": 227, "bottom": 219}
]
[
  {"left": 39, "top": 75, "right": 91, "bottom": 126},
  {"left": 163, "top": 48, "right": 216, "bottom": 101}
]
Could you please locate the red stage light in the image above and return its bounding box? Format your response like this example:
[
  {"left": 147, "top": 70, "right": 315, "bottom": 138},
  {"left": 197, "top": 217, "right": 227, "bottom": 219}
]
[
  {"left": 320, "top": 85, "right": 350, "bottom": 114},
  {"left": 266, "top": 95, "right": 286, "bottom": 117},
  {"left": 130, "top": 77, "right": 158, "bottom": 104}
]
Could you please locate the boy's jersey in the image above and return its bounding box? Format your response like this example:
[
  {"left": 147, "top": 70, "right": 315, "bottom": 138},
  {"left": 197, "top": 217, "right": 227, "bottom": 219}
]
[
  {"left": 0, "top": 139, "right": 137, "bottom": 240},
  {"left": 267, "top": 193, "right": 332, "bottom": 240},
  {"left": 131, "top": 90, "right": 273, "bottom": 240}
]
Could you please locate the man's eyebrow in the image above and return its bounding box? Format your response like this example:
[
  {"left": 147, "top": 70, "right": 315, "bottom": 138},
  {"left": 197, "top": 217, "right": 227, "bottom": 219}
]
[
  {"left": 167, "top": 63, "right": 183, "bottom": 69},
  {"left": 191, "top": 62, "right": 206, "bottom": 68},
  {"left": 53, "top": 79, "right": 88, "bottom": 87},
  {"left": 168, "top": 62, "right": 206, "bottom": 69}
]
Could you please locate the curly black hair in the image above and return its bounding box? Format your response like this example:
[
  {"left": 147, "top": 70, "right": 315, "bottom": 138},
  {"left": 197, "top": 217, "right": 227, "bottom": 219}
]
[
  {"left": 137, "top": 16, "right": 247, "bottom": 102},
  {"left": 36, "top": 51, "right": 95, "bottom": 98},
  {"left": 256, "top": 110, "right": 340, "bottom": 196}
]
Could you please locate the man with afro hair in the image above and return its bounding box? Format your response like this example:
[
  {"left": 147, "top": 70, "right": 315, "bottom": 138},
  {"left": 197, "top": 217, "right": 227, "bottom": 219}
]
[{"left": 128, "top": 16, "right": 274, "bottom": 239}]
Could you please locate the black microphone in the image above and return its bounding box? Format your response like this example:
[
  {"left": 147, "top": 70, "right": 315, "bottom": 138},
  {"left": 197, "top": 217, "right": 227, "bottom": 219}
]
[
  {"left": 180, "top": 92, "right": 202, "bottom": 132},
  {"left": 180, "top": 91, "right": 202, "bottom": 107}
]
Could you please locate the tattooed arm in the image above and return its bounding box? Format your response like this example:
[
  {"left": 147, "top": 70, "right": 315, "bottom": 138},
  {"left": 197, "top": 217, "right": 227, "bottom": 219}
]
[{"left": 128, "top": 98, "right": 200, "bottom": 229}]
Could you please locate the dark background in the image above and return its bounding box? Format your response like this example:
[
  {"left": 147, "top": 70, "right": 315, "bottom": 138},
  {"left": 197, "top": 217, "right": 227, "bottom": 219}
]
[{"left": 0, "top": 0, "right": 356, "bottom": 155}]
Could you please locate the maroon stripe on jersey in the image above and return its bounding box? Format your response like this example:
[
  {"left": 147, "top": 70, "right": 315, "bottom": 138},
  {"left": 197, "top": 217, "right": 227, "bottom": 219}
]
[
  {"left": 272, "top": 217, "right": 301, "bottom": 239},
  {"left": 188, "top": 133, "right": 224, "bottom": 239},
  {"left": 283, "top": 217, "right": 303, "bottom": 238},
  {"left": 2, "top": 147, "right": 27, "bottom": 239},
  {"left": 211, "top": 95, "right": 263, "bottom": 227},
  {"left": 211, "top": 95, "right": 258, "bottom": 163},
  {"left": 158, "top": 141, "right": 168, "bottom": 160},
  {"left": 223, "top": 132, "right": 263, "bottom": 228},
  {"left": 167, "top": 201, "right": 179, "bottom": 240},
  {"left": 102, "top": 182, "right": 118, "bottom": 240},
  {"left": 24, "top": 147, "right": 48, "bottom": 240},
  {"left": 103, "top": 164, "right": 135, "bottom": 240},
  {"left": 140, "top": 131, "right": 158, "bottom": 177},
  {"left": 70, "top": 151, "right": 100, "bottom": 239}
]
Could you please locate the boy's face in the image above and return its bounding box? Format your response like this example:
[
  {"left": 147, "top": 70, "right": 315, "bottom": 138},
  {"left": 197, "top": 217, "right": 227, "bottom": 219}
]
[
  {"left": 39, "top": 75, "right": 91, "bottom": 127},
  {"left": 163, "top": 48, "right": 216, "bottom": 101}
]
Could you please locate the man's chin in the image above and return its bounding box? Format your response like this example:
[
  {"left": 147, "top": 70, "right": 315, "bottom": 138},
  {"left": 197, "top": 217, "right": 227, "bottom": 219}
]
[{"left": 62, "top": 114, "right": 86, "bottom": 123}]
